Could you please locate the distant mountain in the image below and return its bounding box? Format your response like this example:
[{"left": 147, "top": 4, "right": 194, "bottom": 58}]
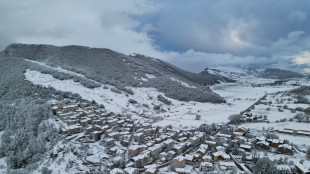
[
  {"left": 200, "top": 64, "right": 259, "bottom": 80},
  {"left": 259, "top": 68, "right": 304, "bottom": 79},
  {"left": 4, "top": 43, "right": 231, "bottom": 103}
]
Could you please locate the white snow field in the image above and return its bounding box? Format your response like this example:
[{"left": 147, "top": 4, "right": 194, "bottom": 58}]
[{"left": 25, "top": 67, "right": 298, "bottom": 128}]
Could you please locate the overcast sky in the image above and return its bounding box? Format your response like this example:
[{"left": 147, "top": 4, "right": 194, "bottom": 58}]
[{"left": 1, "top": 0, "right": 310, "bottom": 73}]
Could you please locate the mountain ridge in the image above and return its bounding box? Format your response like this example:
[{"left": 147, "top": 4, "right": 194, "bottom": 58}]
[
  {"left": 200, "top": 64, "right": 304, "bottom": 81},
  {"left": 4, "top": 43, "right": 230, "bottom": 103},
  {"left": 259, "top": 68, "right": 304, "bottom": 79}
]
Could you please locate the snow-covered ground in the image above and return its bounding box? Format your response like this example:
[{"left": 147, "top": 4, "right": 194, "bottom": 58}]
[
  {"left": 30, "top": 139, "right": 109, "bottom": 174},
  {"left": 23, "top": 58, "right": 303, "bottom": 129},
  {"left": 256, "top": 150, "right": 310, "bottom": 172},
  {"left": 240, "top": 122, "right": 310, "bottom": 146},
  {"left": 170, "top": 77, "right": 196, "bottom": 88},
  {"left": 25, "top": 59, "right": 85, "bottom": 78},
  {"left": 247, "top": 104, "right": 298, "bottom": 122},
  {"left": 25, "top": 68, "right": 299, "bottom": 128}
]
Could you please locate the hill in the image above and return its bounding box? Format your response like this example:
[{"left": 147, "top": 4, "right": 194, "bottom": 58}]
[
  {"left": 200, "top": 64, "right": 259, "bottom": 81},
  {"left": 4, "top": 43, "right": 230, "bottom": 103},
  {"left": 259, "top": 68, "right": 304, "bottom": 79}
]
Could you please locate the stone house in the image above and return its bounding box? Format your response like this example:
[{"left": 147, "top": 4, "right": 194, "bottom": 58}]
[{"left": 173, "top": 156, "right": 185, "bottom": 168}]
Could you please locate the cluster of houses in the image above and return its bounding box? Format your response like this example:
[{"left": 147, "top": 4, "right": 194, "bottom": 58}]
[
  {"left": 51, "top": 99, "right": 136, "bottom": 144},
  {"left": 127, "top": 129, "right": 206, "bottom": 168},
  {"left": 122, "top": 126, "right": 247, "bottom": 173},
  {"left": 255, "top": 136, "right": 293, "bottom": 154},
  {"left": 241, "top": 113, "right": 267, "bottom": 123},
  {"left": 232, "top": 127, "right": 294, "bottom": 155},
  {"left": 50, "top": 99, "right": 306, "bottom": 173}
]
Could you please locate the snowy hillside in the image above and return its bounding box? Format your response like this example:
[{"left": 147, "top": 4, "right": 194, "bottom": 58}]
[
  {"left": 4, "top": 43, "right": 231, "bottom": 104},
  {"left": 201, "top": 64, "right": 258, "bottom": 80},
  {"left": 259, "top": 68, "right": 305, "bottom": 79},
  {"left": 24, "top": 62, "right": 298, "bottom": 128}
]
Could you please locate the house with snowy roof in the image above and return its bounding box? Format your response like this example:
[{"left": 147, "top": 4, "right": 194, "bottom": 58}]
[
  {"left": 200, "top": 162, "right": 214, "bottom": 172},
  {"left": 277, "top": 144, "right": 292, "bottom": 154},
  {"left": 173, "top": 156, "right": 185, "bottom": 168},
  {"left": 256, "top": 141, "right": 270, "bottom": 150}
]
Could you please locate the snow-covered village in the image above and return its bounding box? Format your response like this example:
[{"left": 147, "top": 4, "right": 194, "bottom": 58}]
[
  {"left": 17, "top": 70, "right": 309, "bottom": 174},
  {"left": 1, "top": 1, "right": 310, "bottom": 174},
  {"left": 46, "top": 82, "right": 310, "bottom": 174}
]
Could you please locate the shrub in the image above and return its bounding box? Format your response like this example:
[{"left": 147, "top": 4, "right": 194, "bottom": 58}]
[
  {"left": 118, "top": 87, "right": 134, "bottom": 95},
  {"left": 110, "top": 88, "right": 122, "bottom": 94},
  {"left": 153, "top": 105, "right": 161, "bottom": 110},
  {"left": 306, "top": 147, "right": 310, "bottom": 160},
  {"left": 294, "top": 113, "right": 304, "bottom": 122},
  {"left": 128, "top": 99, "right": 138, "bottom": 104},
  {"left": 79, "top": 79, "right": 101, "bottom": 89},
  {"left": 295, "top": 95, "right": 310, "bottom": 104},
  {"left": 304, "top": 107, "right": 310, "bottom": 114},
  {"left": 41, "top": 167, "right": 52, "bottom": 174},
  {"left": 291, "top": 86, "right": 310, "bottom": 95},
  {"left": 157, "top": 95, "right": 172, "bottom": 105},
  {"left": 296, "top": 107, "right": 304, "bottom": 112},
  {"left": 195, "top": 114, "right": 201, "bottom": 120}
]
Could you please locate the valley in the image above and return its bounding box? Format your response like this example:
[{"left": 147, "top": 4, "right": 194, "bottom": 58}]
[
  {"left": 21, "top": 62, "right": 310, "bottom": 173},
  {"left": 0, "top": 44, "right": 309, "bottom": 174}
]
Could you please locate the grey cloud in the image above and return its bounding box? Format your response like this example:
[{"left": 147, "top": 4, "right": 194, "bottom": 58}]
[
  {"left": 144, "top": 1, "right": 310, "bottom": 56},
  {"left": 0, "top": 0, "right": 309, "bottom": 74}
]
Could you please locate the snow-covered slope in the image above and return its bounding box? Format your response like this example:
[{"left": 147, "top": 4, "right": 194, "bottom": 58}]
[
  {"left": 5, "top": 43, "right": 228, "bottom": 103},
  {"left": 201, "top": 65, "right": 259, "bottom": 80},
  {"left": 200, "top": 64, "right": 261, "bottom": 83},
  {"left": 259, "top": 68, "right": 304, "bottom": 79},
  {"left": 24, "top": 65, "right": 298, "bottom": 128},
  {"left": 202, "top": 65, "right": 305, "bottom": 83}
]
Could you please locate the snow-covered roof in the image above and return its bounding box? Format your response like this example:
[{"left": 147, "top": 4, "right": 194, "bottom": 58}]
[
  {"left": 205, "top": 140, "right": 216, "bottom": 145},
  {"left": 256, "top": 141, "right": 269, "bottom": 146},
  {"left": 201, "top": 162, "right": 213, "bottom": 167},
  {"left": 175, "top": 168, "right": 192, "bottom": 173},
  {"left": 185, "top": 154, "right": 194, "bottom": 161},
  {"left": 216, "top": 146, "right": 225, "bottom": 151},
  {"left": 218, "top": 161, "right": 236, "bottom": 167},
  {"left": 295, "top": 162, "right": 310, "bottom": 173},
  {"left": 278, "top": 144, "right": 292, "bottom": 150},
  {"left": 216, "top": 133, "right": 232, "bottom": 138},
  {"left": 149, "top": 144, "right": 163, "bottom": 151},
  {"left": 110, "top": 168, "right": 124, "bottom": 174},
  {"left": 200, "top": 144, "right": 209, "bottom": 149},
  {"left": 233, "top": 132, "right": 244, "bottom": 136},
  {"left": 168, "top": 150, "right": 175, "bottom": 155},
  {"left": 240, "top": 144, "right": 251, "bottom": 149},
  {"left": 196, "top": 148, "right": 206, "bottom": 154},
  {"left": 129, "top": 145, "right": 140, "bottom": 151},
  {"left": 174, "top": 155, "right": 185, "bottom": 162},
  {"left": 213, "top": 151, "right": 230, "bottom": 159},
  {"left": 203, "top": 155, "right": 212, "bottom": 160}
]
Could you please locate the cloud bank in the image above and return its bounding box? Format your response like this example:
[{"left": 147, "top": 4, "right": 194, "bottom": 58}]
[{"left": 0, "top": 0, "right": 310, "bottom": 73}]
